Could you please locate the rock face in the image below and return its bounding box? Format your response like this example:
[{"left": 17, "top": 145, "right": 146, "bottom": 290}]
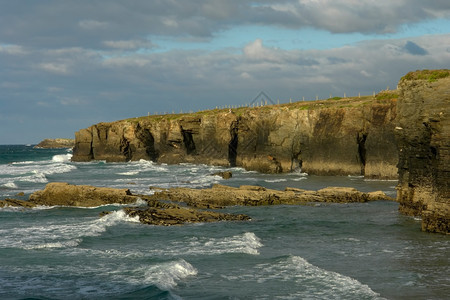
[
  {"left": 72, "top": 96, "right": 398, "bottom": 178},
  {"left": 148, "top": 184, "right": 394, "bottom": 209},
  {"left": 396, "top": 70, "right": 450, "bottom": 234},
  {"left": 34, "top": 138, "right": 75, "bottom": 149}
]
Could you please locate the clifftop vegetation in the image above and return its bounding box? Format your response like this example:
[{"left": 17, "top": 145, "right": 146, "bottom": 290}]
[{"left": 401, "top": 69, "right": 450, "bottom": 82}]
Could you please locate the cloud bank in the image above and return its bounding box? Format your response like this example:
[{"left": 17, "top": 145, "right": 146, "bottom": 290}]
[{"left": 1, "top": 1, "right": 449, "bottom": 143}]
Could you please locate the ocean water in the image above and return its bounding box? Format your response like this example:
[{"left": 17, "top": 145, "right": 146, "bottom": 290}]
[{"left": 0, "top": 145, "right": 448, "bottom": 299}]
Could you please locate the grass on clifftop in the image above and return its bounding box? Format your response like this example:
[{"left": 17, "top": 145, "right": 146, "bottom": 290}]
[
  {"left": 401, "top": 69, "right": 450, "bottom": 82},
  {"left": 123, "top": 93, "right": 397, "bottom": 124}
]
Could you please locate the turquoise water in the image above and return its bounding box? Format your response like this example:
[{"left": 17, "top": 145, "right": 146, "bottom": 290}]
[{"left": 0, "top": 145, "right": 448, "bottom": 299}]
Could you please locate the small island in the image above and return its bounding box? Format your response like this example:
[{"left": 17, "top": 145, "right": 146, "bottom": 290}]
[{"left": 34, "top": 138, "right": 75, "bottom": 149}]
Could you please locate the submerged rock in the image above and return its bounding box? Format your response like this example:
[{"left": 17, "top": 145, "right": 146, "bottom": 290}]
[
  {"left": 0, "top": 198, "right": 36, "bottom": 208},
  {"left": 148, "top": 184, "right": 394, "bottom": 208}
]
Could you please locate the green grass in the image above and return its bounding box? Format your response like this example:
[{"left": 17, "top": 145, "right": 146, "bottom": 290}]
[
  {"left": 401, "top": 69, "right": 450, "bottom": 82},
  {"left": 375, "top": 91, "right": 398, "bottom": 100}
]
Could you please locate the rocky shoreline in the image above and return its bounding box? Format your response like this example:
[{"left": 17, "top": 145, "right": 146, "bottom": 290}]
[
  {"left": 1, "top": 182, "right": 393, "bottom": 226},
  {"left": 68, "top": 70, "right": 449, "bottom": 234}
]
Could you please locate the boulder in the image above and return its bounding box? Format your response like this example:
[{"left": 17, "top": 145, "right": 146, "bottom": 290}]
[{"left": 212, "top": 171, "right": 232, "bottom": 179}]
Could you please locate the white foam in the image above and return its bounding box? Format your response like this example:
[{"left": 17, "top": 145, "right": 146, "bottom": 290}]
[
  {"left": 291, "top": 177, "right": 307, "bottom": 181},
  {"left": 43, "top": 163, "right": 77, "bottom": 176},
  {"left": 251, "top": 256, "right": 382, "bottom": 299},
  {"left": 184, "top": 232, "right": 263, "bottom": 256},
  {"left": 140, "top": 259, "right": 198, "bottom": 289},
  {"left": 0, "top": 209, "right": 140, "bottom": 250},
  {"left": 11, "top": 161, "right": 35, "bottom": 165},
  {"left": 118, "top": 171, "right": 140, "bottom": 176},
  {"left": 16, "top": 171, "right": 48, "bottom": 183},
  {"left": 52, "top": 153, "right": 73, "bottom": 162},
  {"left": 2, "top": 182, "right": 18, "bottom": 189},
  {"left": 25, "top": 239, "right": 81, "bottom": 250},
  {"left": 264, "top": 179, "right": 287, "bottom": 183}
]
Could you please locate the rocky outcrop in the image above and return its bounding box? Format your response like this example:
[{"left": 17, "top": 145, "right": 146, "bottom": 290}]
[
  {"left": 21, "top": 182, "right": 250, "bottom": 226},
  {"left": 123, "top": 207, "right": 250, "bottom": 226},
  {"left": 72, "top": 96, "right": 398, "bottom": 178},
  {"left": 34, "top": 138, "right": 75, "bottom": 149},
  {"left": 29, "top": 182, "right": 138, "bottom": 207},
  {"left": 148, "top": 184, "right": 394, "bottom": 209},
  {"left": 396, "top": 70, "right": 450, "bottom": 234}
]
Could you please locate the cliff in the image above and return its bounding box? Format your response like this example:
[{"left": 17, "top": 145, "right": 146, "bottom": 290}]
[
  {"left": 396, "top": 70, "right": 450, "bottom": 234},
  {"left": 72, "top": 95, "right": 398, "bottom": 179}
]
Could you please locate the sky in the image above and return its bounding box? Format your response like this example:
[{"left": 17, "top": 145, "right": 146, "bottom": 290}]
[{"left": 1, "top": 1, "right": 450, "bottom": 144}]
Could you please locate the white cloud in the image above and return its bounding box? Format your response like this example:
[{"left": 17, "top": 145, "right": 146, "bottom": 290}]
[{"left": 37, "top": 63, "right": 70, "bottom": 74}]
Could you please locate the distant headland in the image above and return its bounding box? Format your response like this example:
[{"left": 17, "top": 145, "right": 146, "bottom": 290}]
[{"left": 34, "top": 138, "right": 75, "bottom": 149}]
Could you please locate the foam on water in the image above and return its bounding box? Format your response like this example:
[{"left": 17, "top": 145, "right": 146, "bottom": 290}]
[
  {"left": 250, "top": 256, "right": 383, "bottom": 299},
  {"left": 264, "top": 178, "right": 287, "bottom": 183},
  {"left": 165, "top": 232, "right": 263, "bottom": 256},
  {"left": 1, "top": 182, "right": 18, "bottom": 189},
  {"left": 0, "top": 209, "right": 140, "bottom": 250},
  {"left": 52, "top": 153, "right": 73, "bottom": 162},
  {"left": 139, "top": 259, "right": 198, "bottom": 289},
  {"left": 63, "top": 232, "right": 263, "bottom": 260},
  {"left": 118, "top": 170, "right": 140, "bottom": 176}
]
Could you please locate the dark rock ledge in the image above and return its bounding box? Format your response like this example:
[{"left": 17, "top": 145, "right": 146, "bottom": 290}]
[{"left": 1, "top": 182, "right": 393, "bottom": 226}]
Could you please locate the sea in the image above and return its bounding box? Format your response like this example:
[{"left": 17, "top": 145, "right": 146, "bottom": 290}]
[{"left": 0, "top": 144, "right": 448, "bottom": 299}]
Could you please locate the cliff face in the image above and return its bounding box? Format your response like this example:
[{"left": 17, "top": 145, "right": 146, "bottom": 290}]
[
  {"left": 396, "top": 72, "right": 449, "bottom": 234},
  {"left": 72, "top": 97, "right": 398, "bottom": 178}
]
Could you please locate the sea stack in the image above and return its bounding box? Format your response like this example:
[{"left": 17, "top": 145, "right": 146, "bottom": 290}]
[{"left": 396, "top": 70, "right": 450, "bottom": 234}]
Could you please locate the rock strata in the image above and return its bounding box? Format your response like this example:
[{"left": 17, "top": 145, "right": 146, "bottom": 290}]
[
  {"left": 148, "top": 184, "right": 394, "bottom": 209},
  {"left": 34, "top": 138, "right": 75, "bottom": 149},
  {"left": 396, "top": 70, "right": 450, "bottom": 234},
  {"left": 72, "top": 95, "right": 398, "bottom": 178}
]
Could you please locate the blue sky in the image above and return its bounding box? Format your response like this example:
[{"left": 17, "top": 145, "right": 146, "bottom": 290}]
[
  {"left": 153, "top": 18, "right": 450, "bottom": 52},
  {"left": 1, "top": 1, "right": 450, "bottom": 144}
]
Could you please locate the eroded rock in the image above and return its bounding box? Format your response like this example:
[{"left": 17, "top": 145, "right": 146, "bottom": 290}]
[
  {"left": 29, "top": 182, "right": 137, "bottom": 207},
  {"left": 148, "top": 184, "right": 394, "bottom": 208}
]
